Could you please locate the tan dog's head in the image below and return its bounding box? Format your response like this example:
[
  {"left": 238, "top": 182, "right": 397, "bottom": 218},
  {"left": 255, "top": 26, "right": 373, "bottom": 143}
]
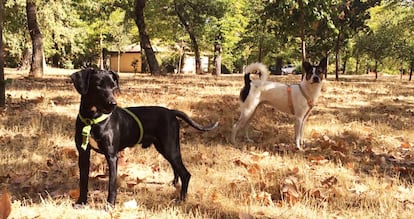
[{"left": 303, "top": 57, "right": 327, "bottom": 84}]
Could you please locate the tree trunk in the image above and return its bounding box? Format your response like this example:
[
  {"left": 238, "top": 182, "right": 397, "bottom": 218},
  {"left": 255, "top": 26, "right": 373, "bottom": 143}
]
[
  {"left": 51, "top": 33, "right": 60, "bottom": 67},
  {"left": 275, "top": 57, "right": 282, "bottom": 75},
  {"left": 374, "top": 60, "right": 378, "bottom": 79},
  {"left": 334, "top": 29, "right": 341, "bottom": 81},
  {"left": 298, "top": 0, "right": 306, "bottom": 79},
  {"left": 134, "top": 0, "right": 160, "bottom": 75},
  {"left": 342, "top": 56, "right": 347, "bottom": 75},
  {"left": 213, "top": 53, "right": 221, "bottom": 76},
  {"left": 355, "top": 53, "right": 359, "bottom": 74},
  {"left": 0, "top": 0, "right": 5, "bottom": 107},
  {"left": 26, "top": 0, "right": 44, "bottom": 78},
  {"left": 190, "top": 33, "right": 202, "bottom": 74},
  {"left": 258, "top": 35, "right": 263, "bottom": 62},
  {"left": 99, "top": 32, "right": 104, "bottom": 70},
  {"left": 174, "top": 0, "right": 202, "bottom": 74},
  {"left": 409, "top": 61, "right": 413, "bottom": 81},
  {"left": 213, "top": 35, "right": 222, "bottom": 76}
]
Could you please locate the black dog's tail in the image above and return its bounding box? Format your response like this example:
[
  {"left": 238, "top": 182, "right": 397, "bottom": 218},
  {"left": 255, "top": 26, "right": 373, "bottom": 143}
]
[
  {"left": 239, "top": 73, "right": 251, "bottom": 102},
  {"left": 172, "top": 110, "right": 219, "bottom": 131}
]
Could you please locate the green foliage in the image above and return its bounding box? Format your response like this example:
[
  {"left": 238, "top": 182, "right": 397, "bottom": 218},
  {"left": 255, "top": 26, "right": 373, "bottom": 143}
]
[
  {"left": 2, "top": 0, "right": 413, "bottom": 75},
  {"left": 354, "top": 2, "right": 414, "bottom": 74},
  {"left": 3, "top": 0, "right": 27, "bottom": 67}
]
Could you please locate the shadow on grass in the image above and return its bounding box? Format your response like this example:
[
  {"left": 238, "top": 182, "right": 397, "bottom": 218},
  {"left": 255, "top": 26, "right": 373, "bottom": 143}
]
[
  {"left": 2, "top": 73, "right": 414, "bottom": 216},
  {"left": 180, "top": 76, "right": 414, "bottom": 185}
]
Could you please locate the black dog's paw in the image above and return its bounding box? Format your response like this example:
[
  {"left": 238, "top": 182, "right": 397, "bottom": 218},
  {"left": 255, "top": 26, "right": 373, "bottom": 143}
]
[
  {"left": 103, "top": 202, "right": 115, "bottom": 212},
  {"left": 72, "top": 203, "right": 86, "bottom": 209},
  {"left": 73, "top": 198, "right": 88, "bottom": 209},
  {"left": 171, "top": 197, "right": 186, "bottom": 205}
]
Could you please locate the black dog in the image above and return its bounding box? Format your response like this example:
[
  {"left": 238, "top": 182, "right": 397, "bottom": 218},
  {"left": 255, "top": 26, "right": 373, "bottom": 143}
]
[{"left": 70, "top": 68, "right": 218, "bottom": 206}]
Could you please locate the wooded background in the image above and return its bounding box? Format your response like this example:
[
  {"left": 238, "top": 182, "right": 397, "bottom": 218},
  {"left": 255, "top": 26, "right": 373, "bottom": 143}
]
[{"left": 1, "top": 0, "right": 414, "bottom": 78}]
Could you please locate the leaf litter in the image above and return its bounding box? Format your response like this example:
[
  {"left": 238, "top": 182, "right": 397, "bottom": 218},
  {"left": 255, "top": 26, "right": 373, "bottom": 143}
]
[{"left": 1, "top": 73, "right": 414, "bottom": 218}]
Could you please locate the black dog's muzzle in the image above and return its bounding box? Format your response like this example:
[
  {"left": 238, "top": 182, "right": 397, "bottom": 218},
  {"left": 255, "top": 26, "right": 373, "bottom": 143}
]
[{"left": 101, "top": 100, "right": 117, "bottom": 114}]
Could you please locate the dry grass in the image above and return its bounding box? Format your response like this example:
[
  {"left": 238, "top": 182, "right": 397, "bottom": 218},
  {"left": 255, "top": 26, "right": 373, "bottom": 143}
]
[{"left": 1, "top": 69, "right": 414, "bottom": 219}]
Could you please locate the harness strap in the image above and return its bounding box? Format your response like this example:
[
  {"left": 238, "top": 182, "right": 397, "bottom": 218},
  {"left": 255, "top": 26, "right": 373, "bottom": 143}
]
[
  {"left": 78, "top": 108, "right": 144, "bottom": 151},
  {"left": 298, "top": 84, "right": 314, "bottom": 107},
  {"left": 297, "top": 84, "right": 314, "bottom": 121},
  {"left": 78, "top": 113, "right": 111, "bottom": 150},
  {"left": 287, "top": 85, "right": 295, "bottom": 115},
  {"left": 121, "top": 108, "right": 144, "bottom": 145},
  {"left": 286, "top": 84, "right": 314, "bottom": 115}
]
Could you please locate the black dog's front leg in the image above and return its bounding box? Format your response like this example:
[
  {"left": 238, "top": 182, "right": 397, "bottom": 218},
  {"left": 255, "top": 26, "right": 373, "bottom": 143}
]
[
  {"left": 106, "top": 152, "right": 118, "bottom": 206},
  {"left": 76, "top": 148, "right": 91, "bottom": 204}
]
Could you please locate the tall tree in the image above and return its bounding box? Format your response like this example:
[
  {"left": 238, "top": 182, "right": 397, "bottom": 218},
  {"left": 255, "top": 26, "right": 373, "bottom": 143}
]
[
  {"left": 134, "top": 0, "right": 160, "bottom": 75},
  {"left": 263, "top": 1, "right": 335, "bottom": 65},
  {"left": 332, "top": 0, "right": 380, "bottom": 80},
  {"left": 173, "top": 0, "right": 226, "bottom": 74},
  {"left": 26, "top": 0, "right": 44, "bottom": 77},
  {"left": 0, "top": 0, "right": 4, "bottom": 107},
  {"left": 213, "top": 32, "right": 222, "bottom": 75},
  {"left": 354, "top": 29, "right": 393, "bottom": 79},
  {"left": 3, "top": 0, "right": 27, "bottom": 68},
  {"left": 298, "top": 0, "right": 306, "bottom": 77},
  {"left": 173, "top": 0, "right": 202, "bottom": 74}
]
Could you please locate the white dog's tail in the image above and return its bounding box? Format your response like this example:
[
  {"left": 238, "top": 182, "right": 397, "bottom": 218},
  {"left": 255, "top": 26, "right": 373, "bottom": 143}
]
[
  {"left": 244, "top": 62, "right": 269, "bottom": 82},
  {"left": 239, "top": 63, "right": 269, "bottom": 102}
]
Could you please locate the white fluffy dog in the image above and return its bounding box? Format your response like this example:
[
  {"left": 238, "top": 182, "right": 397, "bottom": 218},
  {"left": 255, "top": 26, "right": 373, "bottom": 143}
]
[{"left": 231, "top": 58, "right": 327, "bottom": 149}]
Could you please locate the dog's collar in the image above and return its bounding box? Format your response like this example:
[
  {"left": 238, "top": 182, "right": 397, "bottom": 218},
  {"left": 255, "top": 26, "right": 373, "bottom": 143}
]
[
  {"left": 287, "top": 85, "right": 295, "bottom": 114},
  {"left": 287, "top": 84, "right": 314, "bottom": 115},
  {"left": 298, "top": 84, "right": 314, "bottom": 107},
  {"left": 121, "top": 108, "right": 144, "bottom": 145},
  {"left": 78, "top": 113, "right": 111, "bottom": 150}
]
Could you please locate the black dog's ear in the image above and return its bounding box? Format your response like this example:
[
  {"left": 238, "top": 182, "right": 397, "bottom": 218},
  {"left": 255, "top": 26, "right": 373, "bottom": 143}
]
[
  {"left": 319, "top": 57, "right": 328, "bottom": 70},
  {"left": 70, "top": 69, "right": 91, "bottom": 95},
  {"left": 302, "top": 61, "right": 313, "bottom": 73}
]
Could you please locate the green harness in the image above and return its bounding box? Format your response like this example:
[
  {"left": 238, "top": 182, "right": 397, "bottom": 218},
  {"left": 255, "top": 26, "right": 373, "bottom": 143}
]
[{"left": 78, "top": 108, "right": 144, "bottom": 150}]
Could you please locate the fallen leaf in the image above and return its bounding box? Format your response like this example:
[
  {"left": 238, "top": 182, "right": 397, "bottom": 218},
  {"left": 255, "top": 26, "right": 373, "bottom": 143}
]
[
  {"left": 34, "top": 96, "right": 45, "bottom": 104},
  {"left": 321, "top": 176, "right": 338, "bottom": 188},
  {"left": 345, "top": 162, "right": 354, "bottom": 169},
  {"left": 250, "top": 151, "right": 269, "bottom": 161},
  {"left": 68, "top": 189, "right": 80, "bottom": 200},
  {"left": 228, "top": 182, "right": 237, "bottom": 190},
  {"left": 280, "top": 176, "right": 301, "bottom": 205},
  {"left": 210, "top": 190, "right": 221, "bottom": 203},
  {"left": 255, "top": 191, "right": 274, "bottom": 206},
  {"left": 0, "top": 188, "right": 11, "bottom": 219},
  {"left": 401, "top": 142, "right": 411, "bottom": 149},
  {"left": 234, "top": 159, "right": 249, "bottom": 168},
  {"left": 308, "top": 155, "right": 329, "bottom": 165},
  {"left": 126, "top": 181, "right": 137, "bottom": 189},
  {"left": 311, "top": 129, "right": 322, "bottom": 139},
  {"left": 151, "top": 165, "right": 160, "bottom": 172},
  {"left": 289, "top": 167, "right": 300, "bottom": 174},
  {"left": 238, "top": 212, "right": 254, "bottom": 219},
  {"left": 311, "top": 189, "right": 322, "bottom": 199},
  {"left": 247, "top": 164, "right": 260, "bottom": 175},
  {"left": 61, "top": 147, "right": 78, "bottom": 159}
]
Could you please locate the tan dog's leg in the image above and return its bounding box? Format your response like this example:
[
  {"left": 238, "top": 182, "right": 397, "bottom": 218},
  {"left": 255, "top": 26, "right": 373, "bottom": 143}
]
[
  {"left": 294, "top": 118, "right": 303, "bottom": 150},
  {"left": 232, "top": 100, "right": 259, "bottom": 144},
  {"left": 299, "top": 113, "right": 312, "bottom": 147}
]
